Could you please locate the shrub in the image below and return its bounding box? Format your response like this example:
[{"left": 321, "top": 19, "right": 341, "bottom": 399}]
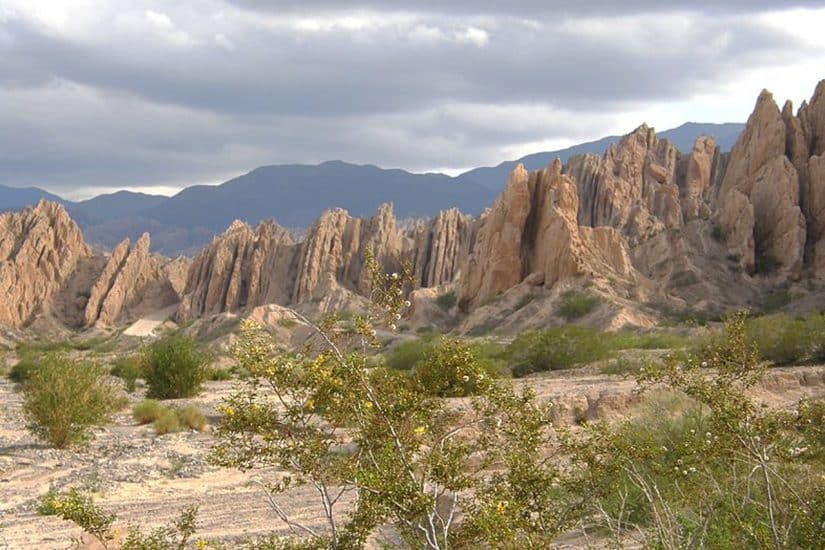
[
  {"left": 608, "top": 330, "right": 688, "bottom": 350},
  {"left": 277, "top": 318, "right": 298, "bottom": 329},
  {"left": 755, "top": 251, "right": 780, "bottom": 275},
  {"left": 435, "top": 290, "right": 457, "bottom": 311},
  {"left": 507, "top": 326, "right": 610, "bottom": 377},
  {"left": 143, "top": 332, "right": 210, "bottom": 399},
  {"left": 761, "top": 287, "right": 792, "bottom": 313},
  {"left": 205, "top": 365, "right": 232, "bottom": 381},
  {"left": 38, "top": 488, "right": 116, "bottom": 546},
  {"left": 133, "top": 399, "right": 166, "bottom": 425},
  {"left": 556, "top": 290, "right": 600, "bottom": 320},
  {"left": 177, "top": 405, "right": 207, "bottom": 431},
  {"left": 383, "top": 337, "right": 436, "bottom": 371},
  {"left": 600, "top": 356, "right": 644, "bottom": 377},
  {"left": 22, "top": 354, "right": 120, "bottom": 448},
  {"left": 110, "top": 355, "right": 143, "bottom": 393},
  {"left": 153, "top": 408, "right": 183, "bottom": 435},
  {"left": 412, "top": 338, "right": 492, "bottom": 397},
  {"left": 514, "top": 292, "right": 538, "bottom": 310},
  {"left": 745, "top": 313, "right": 814, "bottom": 365},
  {"left": 7, "top": 354, "right": 39, "bottom": 383},
  {"left": 121, "top": 506, "right": 198, "bottom": 550}
]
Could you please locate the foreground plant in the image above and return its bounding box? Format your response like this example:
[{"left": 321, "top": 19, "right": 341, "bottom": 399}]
[
  {"left": 570, "top": 312, "right": 825, "bottom": 548},
  {"left": 22, "top": 353, "right": 122, "bottom": 448},
  {"left": 211, "top": 251, "right": 571, "bottom": 549}
]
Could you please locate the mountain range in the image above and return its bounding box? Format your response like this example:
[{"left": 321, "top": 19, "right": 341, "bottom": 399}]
[{"left": 0, "top": 122, "right": 743, "bottom": 256}]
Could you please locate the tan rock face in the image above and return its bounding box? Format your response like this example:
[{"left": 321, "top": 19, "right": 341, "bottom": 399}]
[
  {"left": 459, "top": 161, "right": 632, "bottom": 310},
  {"left": 177, "top": 220, "right": 295, "bottom": 321},
  {"left": 411, "top": 208, "right": 474, "bottom": 288},
  {"left": 680, "top": 136, "right": 717, "bottom": 220},
  {"left": 0, "top": 201, "right": 90, "bottom": 326}
]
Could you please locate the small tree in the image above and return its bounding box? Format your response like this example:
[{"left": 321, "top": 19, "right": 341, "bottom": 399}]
[
  {"left": 22, "top": 353, "right": 121, "bottom": 448},
  {"left": 211, "top": 251, "right": 570, "bottom": 548},
  {"left": 143, "top": 332, "right": 210, "bottom": 399}
]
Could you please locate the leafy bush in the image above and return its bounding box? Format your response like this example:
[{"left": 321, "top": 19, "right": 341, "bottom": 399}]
[
  {"left": 22, "top": 354, "right": 121, "bottom": 448},
  {"left": 761, "top": 287, "right": 792, "bottom": 313},
  {"left": 383, "top": 337, "right": 436, "bottom": 371},
  {"left": 600, "top": 356, "right": 644, "bottom": 377},
  {"left": 7, "top": 354, "right": 39, "bottom": 383},
  {"left": 608, "top": 330, "right": 688, "bottom": 350},
  {"left": 38, "top": 488, "right": 116, "bottom": 545},
  {"left": 177, "top": 405, "right": 207, "bottom": 431},
  {"left": 153, "top": 408, "right": 183, "bottom": 435},
  {"left": 556, "top": 290, "right": 600, "bottom": 320},
  {"left": 110, "top": 354, "right": 144, "bottom": 393},
  {"left": 435, "top": 290, "right": 457, "bottom": 311},
  {"left": 121, "top": 505, "right": 198, "bottom": 550},
  {"left": 143, "top": 332, "right": 210, "bottom": 399},
  {"left": 133, "top": 399, "right": 166, "bottom": 425},
  {"left": 205, "top": 365, "right": 232, "bottom": 381},
  {"left": 507, "top": 326, "right": 610, "bottom": 377},
  {"left": 412, "top": 338, "right": 492, "bottom": 397}
]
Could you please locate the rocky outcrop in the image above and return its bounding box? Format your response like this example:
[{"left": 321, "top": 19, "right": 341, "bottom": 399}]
[
  {"left": 83, "top": 233, "right": 162, "bottom": 326},
  {"left": 177, "top": 220, "right": 295, "bottom": 321},
  {"left": 716, "top": 90, "right": 806, "bottom": 278},
  {"left": 0, "top": 201, "right": 90, "bottom": 326},
  {"left": 459, "top": 161, "right": 633, "bottom": 310},
  {"left": 411, "top": 208, "right": 474, "bottom": 288}
]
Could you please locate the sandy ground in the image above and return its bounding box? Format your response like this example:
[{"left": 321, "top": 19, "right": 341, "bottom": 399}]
[
  {"left": 122, "top": 305, "right": 179, "bottom": 337},
  {"left": 1, "top": 366, "right": 824, "bottom": 549}
]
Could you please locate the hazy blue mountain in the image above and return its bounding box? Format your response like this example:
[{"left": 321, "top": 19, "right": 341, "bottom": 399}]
[
  {"left": 0, "top": 184, "right": 65, "bottom": 212},
  {"left": 143, "top": 160, "right": 498, "bottom": 234},
  {"left": 66, "top": 191, "right": 168, "bottom": 225},
  {"left": 456, "top": 122, "right": 744, "bottom": 191}
]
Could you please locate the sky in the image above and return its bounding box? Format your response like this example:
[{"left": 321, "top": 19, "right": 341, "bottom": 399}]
[{"left": 1, "top": 1, "right": 824, "bottom": 200}]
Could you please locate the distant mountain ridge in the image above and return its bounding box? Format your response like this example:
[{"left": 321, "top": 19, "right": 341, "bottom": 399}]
[{"left": 0, "top": 122, "right": 744, "bottom": 255}]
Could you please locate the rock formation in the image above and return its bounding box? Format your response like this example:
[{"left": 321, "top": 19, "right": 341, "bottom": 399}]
[
  {"left": 459, "top": 160, "right": 632, "bottom": 309},
  {"left": 177, "top": 220, "right": 295, "bottom": 321},
  {"left": 411, "top": 208, "right": 474, "bottom": 288},
  {"left": 83, "top": 233, "right": 179, "bottom": 326},
  {"left": 0, "top": 201, "right": 90, "bottom": 326}
]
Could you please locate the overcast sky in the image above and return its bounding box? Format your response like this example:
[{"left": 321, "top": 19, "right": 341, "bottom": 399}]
[{"left": 1, "top": 1, "right": 824, "bottom": 199}]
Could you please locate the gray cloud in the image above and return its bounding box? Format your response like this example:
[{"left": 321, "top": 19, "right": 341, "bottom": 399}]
[{"left": 0, "top": 1, "right": 822, "bottom": 196}]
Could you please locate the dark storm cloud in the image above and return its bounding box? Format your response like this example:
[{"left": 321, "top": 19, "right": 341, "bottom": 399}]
[{"left": 0, "top": 0, "right": 822, "bottom": 196}]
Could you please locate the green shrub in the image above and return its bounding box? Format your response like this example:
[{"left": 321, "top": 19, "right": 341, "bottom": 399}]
[
  {"left": 133, "top": 399, "right": 166, "bottom": 425},
  {"left": 761, "top": 287, "right": 792, "bottom": 313},
  {"left": 110, "top": 355, "right": 144, "bottom": 393},
  {"left": 143, "top": 332, "right": 210, "bottom": 399},
  {"left": 608, "top": 330, "right": 688, "bottom": 350},
  {"left": 435, "top": 290, "right": 457, "bottom": 311},
  {"left": 412, "top": 338, "right": 496, "bottom": 397},
  {"left": 600, "top": 356, "right": 644, "bottom": 377},
  {"left": 153, "top": 409, "right": 183, "bottom": 435},
  {"left": 277, "top": 318, "right": 298, "bottom": 329},
  {"left": 383, "top": 337, "right": 436, "bottom": 371},
  {"left": 754, "top": 251, "right": 780, "bottom": 275},
  {"left": 121, "top": 505, "right": 198, "bottom": 550},
  {"left": 556, "top": 290, "right": 600, "bottom": 320},
  {"left": 205, "top": 365, "right": 232, "bottom": 381},
  {"left": 7, "top": 355, "right": 39, "bottom": 383},
  {"left": 22, "top": 354, "right": 120, "bottom": 448},
  {"left": 38, "top": 488, "right": 115, "bottom": 545},
  {"left": 745, "top": 313, "right": 814, "bottom": 365},
  {"left": 507, "top": 326, "right": 610, "bottom": 377},
  {"left": 177, "top": 405, "right": 207, "bottom": 431},
  {"left": 514, "top": 293, "right": 538, "bottom": 310}
]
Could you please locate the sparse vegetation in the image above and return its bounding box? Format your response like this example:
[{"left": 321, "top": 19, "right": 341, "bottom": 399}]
[
  {"left": 276, "top": 318, "right": 298, "bottom": 329},
  {"left": 121, "top": 505, "right": 198, "bottom": 550},
  {"left": 755, "top": 250, "right": 780, "bottom": 275},
  {"left": 133, "top": 400, "right": 207, "bottom": 433},
  {"left": 507, "top": 326, "right": 610, "bottom": 377},
  {"left": 556, "top": 290, "right": 600, "bottom": 320},
  {"left": 383, "top": 336, "right": 436, "bottom": 370},
  {"left": 514, "top": 292, "right": 538, "bottom": 310},
  {"left": 143, "top": 331, "right": 210, "bottom": 399},
  {"left": 38, "top": 488, "right": 116, "bottom": 547},
  {"left": 205, "top": 365, "right": 232, "bottom": 381},
  {"left": 743, "top": 312, "right": 825, "bottom": 365},
  {"left": 435, "top": 289, "right": 457, "bottom": 311},
  {"left": 711, "top": 223, "right": 726, "bottom": 242},
  {"left": 761, "top": 286, "right": 793, "bottom": 313},
  {"left": 22, "top": 354, "right": 122, "bottom": 448},
  {"left": 7, "top": 354, "right": 39, "bottom": 383},
  {"left": 110, "top": 354, "right": 144, "bottom": 393},
  {"left": 600, "top": 356, "right": 645, "bottom": 377}
]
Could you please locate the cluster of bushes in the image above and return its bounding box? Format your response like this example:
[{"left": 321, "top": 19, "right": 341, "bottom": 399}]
[
  {"left": 9, "top": 331, "right": 213, "bottom": 449},
  {"left": 742, "top": 312, "right": 825, "bottom": 365},
  {"left": 133, "top": 399, "right": 208, "bottom": 434}
]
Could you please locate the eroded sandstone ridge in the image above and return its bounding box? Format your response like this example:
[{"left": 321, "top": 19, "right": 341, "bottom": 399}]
[{"left": 0, "top": 201, "right": 90, "bottom": 326}]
